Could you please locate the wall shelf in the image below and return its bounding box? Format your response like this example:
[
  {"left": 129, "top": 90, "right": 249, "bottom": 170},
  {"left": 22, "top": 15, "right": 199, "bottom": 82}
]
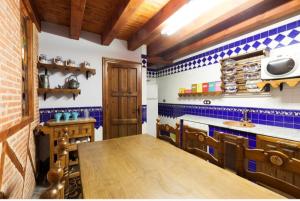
[
  {"left": 178, "top": 91, "right": 223, "bottom": 97},
  {"left": 38, "top": 88, "right": 81, "bottom": 100},
  {"left": 257, "top": 78, "right": 300, "bottom": 91},
  {"left": 37, "top": 62, "right": 96, "bottom": 79}
]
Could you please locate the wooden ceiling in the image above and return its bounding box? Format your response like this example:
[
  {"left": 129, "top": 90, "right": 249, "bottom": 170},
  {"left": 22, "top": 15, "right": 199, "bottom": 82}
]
[{"left": 28, "top": 0, "right": 300, "bottom": 68}]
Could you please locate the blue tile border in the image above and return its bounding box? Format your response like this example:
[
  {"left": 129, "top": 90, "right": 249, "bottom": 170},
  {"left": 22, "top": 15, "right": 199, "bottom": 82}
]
[
  {"left": 147, "top": 18, "right": 300, "bottom": 78},
  {"left": 158, "top": 103, "right": 300, "bottom": 130},
  {"left": 39, "top": 105, "right": 147, "bottom": 129}
]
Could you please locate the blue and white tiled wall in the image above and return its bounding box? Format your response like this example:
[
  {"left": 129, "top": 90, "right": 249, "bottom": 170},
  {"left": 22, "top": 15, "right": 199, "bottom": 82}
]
[
  {"left": 159, "top": 103, "right": 300, "bottom": 130},
  {"left": 39, "top": 105, "right": 147, "bottom": 128},
  {"left": 146, "top": 18, "right": 300, "bottom": 78}
]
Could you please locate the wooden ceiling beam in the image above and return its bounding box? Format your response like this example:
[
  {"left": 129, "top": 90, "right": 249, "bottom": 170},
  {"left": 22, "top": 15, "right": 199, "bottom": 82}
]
[
  {"left": 70, "top": 0, "right": 86, "bottom": 40},
  {"left": 165, "top": 0, "right": 300, "bottom": 60},
  {"left": 101, "top": 0, "right": 144, "bottom": 46},
  {"left": 147, "top": 0, "right": 264, "bottom": 56},
  {"left": 147, "top": 56, "right": 173, "bottom": 65},
  {"left": 22, "top": 0, "right": 41, "bottom": 31},
  {"left": 127, "top": 0, "right": 188, "bottom": 51}
]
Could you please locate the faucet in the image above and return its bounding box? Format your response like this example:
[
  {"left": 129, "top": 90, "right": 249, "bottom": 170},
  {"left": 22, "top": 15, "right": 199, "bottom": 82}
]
[{"left": 241, "top": 109, "right": 251, "bottom": 124}]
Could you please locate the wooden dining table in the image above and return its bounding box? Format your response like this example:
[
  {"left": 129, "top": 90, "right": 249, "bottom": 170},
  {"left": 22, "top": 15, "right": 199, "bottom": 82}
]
[{"left": 78, "top": 134, "right": 284, "bottom": 199}]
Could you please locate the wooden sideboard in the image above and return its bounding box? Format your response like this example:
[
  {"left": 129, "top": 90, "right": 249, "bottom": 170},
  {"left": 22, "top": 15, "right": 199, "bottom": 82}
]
[
  {"left": 40, "top": 118, "right": 96, "bottom": 180},
  {"left": 256, "top": 135, "right": 300, "bottom": 189}
]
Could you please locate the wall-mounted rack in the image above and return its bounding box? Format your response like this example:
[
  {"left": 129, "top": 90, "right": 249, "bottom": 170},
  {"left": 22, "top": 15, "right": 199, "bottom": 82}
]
[
  {"left": 38, "top": 88, "right": 81, "bottom": 100},
  {"left": 178, "top": 91, "right": 223, "bottom": 97},
  {"left": 37, "top": 62, "right": 96, "bottom": 79},
  {"left": 220, "top": 49, "right": 270, "bottom": 95}
]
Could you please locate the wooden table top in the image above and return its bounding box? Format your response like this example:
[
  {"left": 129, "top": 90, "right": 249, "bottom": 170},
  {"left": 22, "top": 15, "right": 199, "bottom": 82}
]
[{"left": 78, "top": 134, "right": 284, "bottom": 199}]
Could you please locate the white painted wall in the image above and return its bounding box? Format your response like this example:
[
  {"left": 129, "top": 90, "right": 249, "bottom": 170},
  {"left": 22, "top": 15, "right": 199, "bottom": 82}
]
[
  {"left": 158, "top": 15, "right": 300, "bottom": 110},
  {"left": 39, "top": 22, "right": 147, "bottom": 140}
]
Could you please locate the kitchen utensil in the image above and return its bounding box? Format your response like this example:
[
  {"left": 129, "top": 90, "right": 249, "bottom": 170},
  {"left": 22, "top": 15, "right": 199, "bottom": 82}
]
[
  {"left": 63, "top": 112, "right": 71, "bottom": 121},
  {"left": 66, "top": 59, "right": 76, "bottom": 67},
  {"left": 81, "top": 61, "right": 90, "bottom": 68},
  {"left": 39, "top": 74, "right": 50, "bottom": 88},
  {"left": 54, "top": 113, "right": 62, "bottom": 122},
  {"left": 54, "top": 56, "right": 64, "bottom": 65},
  {"left": 65, "top": 75, "right": 80, "bottom": 89},
  {"left": 72, "top": 112, "right": 79, "bottom": 120},
  {"left": 38, "top": 54, "right": 48, "bottom": 63},
  {"left": 223, "top": 59, "right": 236, "bottom": 67}
]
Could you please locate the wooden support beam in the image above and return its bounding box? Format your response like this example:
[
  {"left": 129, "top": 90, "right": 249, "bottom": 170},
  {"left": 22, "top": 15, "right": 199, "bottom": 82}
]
[
  {"left": 70, "top": 0, "right": 87, "bottom": 40},
  {"left": 147, "top": 56, "right": 173, "bottom": 65},
  {"left": 127, "top": 0, "right": 188, "bottom": 51},
  {"left": 165, "top": 0, "right": 300, "bottom": 60},
  {"left": 147, "top": 0, "right": 264, "bottom": 56},
  {"left": 22, "top": 0, "right": 41, "bottom": 31},
  {"left": 101, "top": 0, "right": 144, "bottom": 46}
]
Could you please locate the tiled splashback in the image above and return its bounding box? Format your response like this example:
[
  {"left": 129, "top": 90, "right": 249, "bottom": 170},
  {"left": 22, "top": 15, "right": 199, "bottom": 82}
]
[
  {"left": 159, "top": 103, "right": 300, "bottom": 130},
  {"left": 39, "top": 105, "right": 147, "bottom": 129},
  {"left": 147, "top": 19, "right": 300, "bottom": 78}
]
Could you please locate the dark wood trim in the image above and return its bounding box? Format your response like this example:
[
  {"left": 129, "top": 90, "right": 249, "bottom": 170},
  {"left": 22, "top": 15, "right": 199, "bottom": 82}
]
[
  {"left": 102, "top": 57, "right": 142, "bottom": 140},
  {"left": 127, "top": 0, "right": 188, "bottom": 51},
  {"left": 164, "top": 0, "right": 300, "bottom": 60},
  {"left": 70, "top": 0, "right": 86, "bottom": 39},
  {"left": 147, "top": 56, "right": 173, "bottom": 65},
  {"left": 21, "top": 0, "right": 41, "bottom": 31},
  {"left": 0, "top": 142, "right": 7, "bottom": 189},
  {"left": 6, "top": 143, "right": 25, "bottom": 177},
  {"left": 101, "top": 0, "right": 144, "bottom": 45},
  {"left": 0, "top": 117, "right": 33, "bottom": 143}
]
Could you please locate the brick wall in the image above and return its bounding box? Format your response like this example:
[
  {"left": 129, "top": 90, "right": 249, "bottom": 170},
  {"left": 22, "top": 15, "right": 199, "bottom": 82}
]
[{"left": 0, "top": 0, "right": 39, "bottom": 198}]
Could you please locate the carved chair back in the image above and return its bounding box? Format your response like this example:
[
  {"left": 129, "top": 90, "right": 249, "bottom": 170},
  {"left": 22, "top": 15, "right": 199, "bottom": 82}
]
[
  {"left": 156, "top": 119, "right": 180, "bottom": 147},
  {"left": 239, "top": 147, "right": 300, "bottom": 198},
  {"left": 182, "top": 125, "right": 224, "bottom": 167}
]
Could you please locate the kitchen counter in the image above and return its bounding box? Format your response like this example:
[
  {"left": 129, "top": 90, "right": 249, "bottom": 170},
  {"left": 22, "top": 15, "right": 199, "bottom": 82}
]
[{"left": 179, "top": 115, "right": 300, "bottom": 142}]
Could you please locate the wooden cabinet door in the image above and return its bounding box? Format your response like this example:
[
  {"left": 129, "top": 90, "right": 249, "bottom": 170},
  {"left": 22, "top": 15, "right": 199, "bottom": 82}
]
[
  {"left": 103, "top": 58, "right": 142, "bottom": 139},
  {"left": 256, "top": 135, "right": 300, "bottom": 188}
]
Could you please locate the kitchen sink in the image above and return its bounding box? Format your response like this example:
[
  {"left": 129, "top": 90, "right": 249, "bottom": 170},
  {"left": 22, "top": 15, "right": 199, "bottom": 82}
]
[{"left": 223, "top": 121, "right": 255, "bottom": 128}]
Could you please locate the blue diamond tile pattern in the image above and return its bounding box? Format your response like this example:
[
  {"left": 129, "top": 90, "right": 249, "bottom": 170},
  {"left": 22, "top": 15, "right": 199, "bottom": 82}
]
[{"left": 146, "top": 19, "right": 300, "bottom": 78}]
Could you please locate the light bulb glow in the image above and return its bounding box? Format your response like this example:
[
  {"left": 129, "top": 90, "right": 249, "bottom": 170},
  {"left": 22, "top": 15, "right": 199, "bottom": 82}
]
[{"left": 161, "top": 0, "right": 223, "bottom": 36}]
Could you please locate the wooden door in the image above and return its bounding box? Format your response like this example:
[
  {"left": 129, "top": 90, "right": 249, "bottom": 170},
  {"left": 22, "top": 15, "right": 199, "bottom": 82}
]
[{"left": 103, "top": 58, "right": 142, "bottom": 140}]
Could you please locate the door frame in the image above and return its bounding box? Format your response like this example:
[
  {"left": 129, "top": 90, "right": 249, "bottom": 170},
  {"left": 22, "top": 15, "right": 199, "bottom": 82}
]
[{"left": 102, "top": 57, "right": 142, "bottom": 140}]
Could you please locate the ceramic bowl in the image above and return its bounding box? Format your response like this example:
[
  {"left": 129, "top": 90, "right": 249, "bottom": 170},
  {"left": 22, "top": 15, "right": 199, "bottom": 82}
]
[
  {"left": 72, "top": 112, "right": 79, "bottom": 120},
  {"left": 63, "top": 112, "right": 71, "bottom": 121},
  {"left": 54, "top": 113, "right": 62, "bottom": 122}
]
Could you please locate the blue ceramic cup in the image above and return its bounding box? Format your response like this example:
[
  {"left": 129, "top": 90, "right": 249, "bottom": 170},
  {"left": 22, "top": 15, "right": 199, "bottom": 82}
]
[
  {"left": 54, "top": 113, "right": 62, "bottom": 122},
  {"left": 63, "top": 112, "right": 71, "bottom": 121},
  {"left": 72, "top": 112, "right": 79, "bottom": 120}
]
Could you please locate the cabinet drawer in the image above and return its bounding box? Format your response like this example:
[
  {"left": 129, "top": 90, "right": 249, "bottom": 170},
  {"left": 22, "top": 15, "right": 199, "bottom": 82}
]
[
  {"left": 68, "top": 126, "right": 80, "bottom": 137},
  {"left": 80, "top": 124, "right": 93, "bottom": 136},
  {"left": 53, "top": 127, "right": 65, "bottom": 139}
]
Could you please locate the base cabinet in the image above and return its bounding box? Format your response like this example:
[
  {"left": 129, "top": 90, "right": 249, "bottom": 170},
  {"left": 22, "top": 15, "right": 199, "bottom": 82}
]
[{"left": 256, "top": 135, "right": 300, "bottom": 188}]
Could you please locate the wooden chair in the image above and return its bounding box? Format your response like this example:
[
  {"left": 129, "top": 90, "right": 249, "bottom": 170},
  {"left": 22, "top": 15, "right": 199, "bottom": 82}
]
[
  {"left": 156, "top": 119, "right": 180, "bottom": 147},
  {"left": 238, "top": 147, "right": 300, "bottom": 198},
  {"left": 182, "top": 125, "right": 224, "bottom": 167},
  {"left": 40, "top": 128, "right": 69, "bottom": 199}
]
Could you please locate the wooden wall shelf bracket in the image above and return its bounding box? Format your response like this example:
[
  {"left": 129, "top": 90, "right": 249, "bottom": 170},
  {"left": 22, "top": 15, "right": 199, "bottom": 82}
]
[{"left": 256, "top": 78, "right": 300, "bottom": 91}]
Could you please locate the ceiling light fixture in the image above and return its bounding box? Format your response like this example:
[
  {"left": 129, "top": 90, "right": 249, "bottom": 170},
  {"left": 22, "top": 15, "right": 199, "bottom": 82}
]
[{"left": 161, "top": 0, "right": 223, "bottom": 36}]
